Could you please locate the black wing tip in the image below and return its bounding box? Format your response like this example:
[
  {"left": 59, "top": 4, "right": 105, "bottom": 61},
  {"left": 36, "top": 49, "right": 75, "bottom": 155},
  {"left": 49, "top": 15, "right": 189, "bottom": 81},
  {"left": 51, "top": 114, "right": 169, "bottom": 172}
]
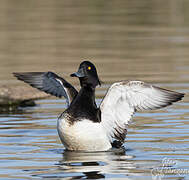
[
  {"left": 171, "top": 92, "right": 185, "bottom": 102},
  {"left": 13, "top": 72, "right": 21, "bottom": 77},
  {"left": 13, "top": 72, "right": 46, "bottom": 81},
  {"left": 13, "top": 72, "right": 26, "bottom": 81},
  {"left": 13, "top": 72, "right": 30, "bottom": 81},
  {"left": 157, "top": 86, "right": 185, "bottom": 102},
  {"left": 153, "top": 92, "right": 184, "bottom": 110},
  {"left": 13, "top": 72, "right": 44, "bottom": 76},
  {"left": 161, "top": 92, "right": 185, "bottom": 108}
]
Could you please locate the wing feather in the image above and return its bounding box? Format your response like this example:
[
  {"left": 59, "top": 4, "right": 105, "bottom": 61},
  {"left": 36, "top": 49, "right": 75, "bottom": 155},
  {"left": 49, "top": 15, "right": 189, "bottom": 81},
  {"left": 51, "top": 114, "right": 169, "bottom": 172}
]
[
  {"left": 100, "top": 81, "right": 184, "bottom": 142},
  {"left": 13, "top": 72, "right": 78, "bottom": 106}
]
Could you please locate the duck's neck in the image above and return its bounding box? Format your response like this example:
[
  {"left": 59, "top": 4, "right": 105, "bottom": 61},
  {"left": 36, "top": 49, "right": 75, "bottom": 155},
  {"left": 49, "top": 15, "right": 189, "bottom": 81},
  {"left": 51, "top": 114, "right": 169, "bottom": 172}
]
[
  {"left": 68, "top": 85, "right": 100, "bottom": 122},
  {"left": 73, "top": 85, "right": 96, "bottom": 108}
]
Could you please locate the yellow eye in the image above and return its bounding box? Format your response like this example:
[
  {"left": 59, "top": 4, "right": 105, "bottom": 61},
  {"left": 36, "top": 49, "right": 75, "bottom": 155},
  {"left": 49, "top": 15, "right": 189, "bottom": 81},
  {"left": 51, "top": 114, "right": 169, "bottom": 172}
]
[{"left": 88, "top": 66, "right": 91, "bottom": 70}]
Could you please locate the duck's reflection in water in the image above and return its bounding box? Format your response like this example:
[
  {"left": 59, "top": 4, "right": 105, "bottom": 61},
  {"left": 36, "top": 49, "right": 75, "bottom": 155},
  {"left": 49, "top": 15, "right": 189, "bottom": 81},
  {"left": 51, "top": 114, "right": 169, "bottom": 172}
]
[{"left": 58, "top": 148, "right": 135, "bottom": 179}]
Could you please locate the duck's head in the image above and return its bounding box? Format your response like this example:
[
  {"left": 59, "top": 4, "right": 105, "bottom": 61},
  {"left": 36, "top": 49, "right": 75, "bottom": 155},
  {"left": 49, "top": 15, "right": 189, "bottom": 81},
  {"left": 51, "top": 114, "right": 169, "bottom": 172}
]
[{"left": 70, "top": 61, "right": 101, "bottom": 88}]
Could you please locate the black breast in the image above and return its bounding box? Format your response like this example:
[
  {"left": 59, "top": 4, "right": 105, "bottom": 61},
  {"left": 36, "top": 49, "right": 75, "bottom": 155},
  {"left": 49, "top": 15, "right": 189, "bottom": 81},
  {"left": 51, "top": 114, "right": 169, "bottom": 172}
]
[{"left": 64, "top": 86, "right": 101, "bottom": 124}]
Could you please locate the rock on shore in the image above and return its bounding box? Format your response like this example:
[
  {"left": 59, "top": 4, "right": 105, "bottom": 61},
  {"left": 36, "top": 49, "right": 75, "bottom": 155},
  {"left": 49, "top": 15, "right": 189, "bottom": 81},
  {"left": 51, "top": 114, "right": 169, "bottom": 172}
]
[{"left": 0, "top": 85, "right": 49, "bottom": 111}]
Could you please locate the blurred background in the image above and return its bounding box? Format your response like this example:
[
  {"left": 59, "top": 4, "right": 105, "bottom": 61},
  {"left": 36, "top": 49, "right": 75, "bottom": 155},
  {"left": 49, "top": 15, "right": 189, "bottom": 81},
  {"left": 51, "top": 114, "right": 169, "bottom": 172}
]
[
  {"left": 0, "top": 1, "right": 189, "bottom": 179},
  {"left": 0, "top": 0, "right": 189, "bottom": 86}
]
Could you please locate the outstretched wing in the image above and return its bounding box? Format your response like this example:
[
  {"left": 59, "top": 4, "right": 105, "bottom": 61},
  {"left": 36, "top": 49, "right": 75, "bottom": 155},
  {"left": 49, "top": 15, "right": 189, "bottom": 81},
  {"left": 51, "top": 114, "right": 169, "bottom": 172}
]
[
  {"left": 100, "top": 81, "right": 184, "bottom": 142},
  {"left": 13, "top": 72, "right": 78, "bottom": 106}
]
